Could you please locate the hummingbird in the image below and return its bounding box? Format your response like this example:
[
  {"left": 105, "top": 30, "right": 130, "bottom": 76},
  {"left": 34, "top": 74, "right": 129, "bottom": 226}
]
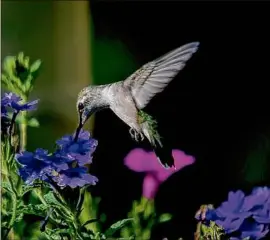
[{"left": 75, "top": 42, "right": 200, "bottom": 168}]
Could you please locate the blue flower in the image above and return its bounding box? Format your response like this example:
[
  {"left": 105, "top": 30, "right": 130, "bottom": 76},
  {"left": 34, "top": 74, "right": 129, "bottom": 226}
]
[
  {"left": 56, "top": 130, "right": 98, "bottom": 166},
  {"left": 2, "top": 92, "right": 21, "bottom": 105},
  {"left": 16, "top": 148, "right": 53, "bottom": 185},
  {"left": 198, "top": 187, "right": 270, "bottom": 239},
  {"left": 2, "top": 92, "right": 39, "bottom": 113},
  {"left": 230, "top": 221, "right": 269, "bottom": 240},
  {"left": 211, "top": 191, "right": 251, "bottom": 234},
  {"left": 52, "top": 167, "right": 98, "bottom": 188},
  {"left": 244, "top": 187, "right": 270, "bottom": 224},
  {"left": 240, "top": 221, "right": 269, "bottom": 240},
  {"left": 17, "top": 130, "right": 99, "bottom": 189}
]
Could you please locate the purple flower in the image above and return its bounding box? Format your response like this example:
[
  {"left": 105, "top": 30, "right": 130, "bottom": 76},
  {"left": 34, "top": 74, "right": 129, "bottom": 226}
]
[
  {"left": 239, "top": 221, "right": 269, "bottom": 240},
  {"left": 56, "top": 130, "right": 98, "bottom": 166},
  {"left": 198, "top": 187, "right": 270, "bottom": 239},
  {"left": 1, "top": 92, "right": 39, "bottom": 113},
  {"left": 52, "top": 167, "right": 98, "bottom": 188},
  {"left": 124, "top": 148, "right": 195, "bottom": 199},
  {"left": 244, "top": 187, "right": 270, "bottom": 224},
  {"left": 16, "top": 148, "right": 53, "bottom": 184},
  {"left": 16, "top": 130, "right": 99, "bottom": 189}
]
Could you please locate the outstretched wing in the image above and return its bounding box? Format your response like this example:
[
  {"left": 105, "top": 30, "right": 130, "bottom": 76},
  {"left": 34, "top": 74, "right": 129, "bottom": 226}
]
[{"left": 124, "top": 42, "right": 200, "bottom": 109}]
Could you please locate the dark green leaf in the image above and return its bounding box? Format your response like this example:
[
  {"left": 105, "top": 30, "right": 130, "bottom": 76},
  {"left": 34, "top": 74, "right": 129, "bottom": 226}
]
[{"left": 105, "top": 218, "right": 133, "bottom": 237}]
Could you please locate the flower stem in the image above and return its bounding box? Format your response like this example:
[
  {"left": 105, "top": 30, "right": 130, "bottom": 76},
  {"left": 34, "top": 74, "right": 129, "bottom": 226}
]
[{"left": 19, "top": 111, "right": 27, "bottom": 151}]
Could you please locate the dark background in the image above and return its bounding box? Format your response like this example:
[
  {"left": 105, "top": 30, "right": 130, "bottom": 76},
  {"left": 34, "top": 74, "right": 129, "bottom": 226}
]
[{"left": 90, "top": 1, "right": 270, "bottom": 239}]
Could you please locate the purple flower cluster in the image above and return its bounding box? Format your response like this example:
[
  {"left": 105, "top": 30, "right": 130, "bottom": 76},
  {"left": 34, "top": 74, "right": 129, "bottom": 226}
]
[
  {"left": 16, "top": 130, "right": 98, "bottom": 188},
  {"left": 196, "top": 187, "right": 270, "bottom": 240},
  {"left": 1, "top": 92, "right": 39, "bottom": 114},
  {"left": 1, "top": 92, "right": 39, "bottom": 134}
]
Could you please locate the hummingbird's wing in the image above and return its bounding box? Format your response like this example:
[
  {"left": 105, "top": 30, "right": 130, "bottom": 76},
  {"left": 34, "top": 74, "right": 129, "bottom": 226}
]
[{"left": 124, "top": 42, "right": 199, "bottom": 109}]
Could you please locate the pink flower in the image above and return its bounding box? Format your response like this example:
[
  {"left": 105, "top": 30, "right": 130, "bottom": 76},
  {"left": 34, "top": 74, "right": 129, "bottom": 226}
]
[{"left": 124, "top": 148, "right": 196, "bottom": 199}]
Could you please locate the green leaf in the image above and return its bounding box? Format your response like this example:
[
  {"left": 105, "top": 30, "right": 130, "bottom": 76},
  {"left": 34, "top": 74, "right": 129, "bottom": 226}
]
[
  {"left": 17, "top": 204, "right": 48, "bottom": 217},
  {"left": 1, "top": 182, "right": 13, "bottom": 194},
  {"left": 28, "top": 118, "right": 40, "bottom": 128},
  {"left": 10, "top": 113, "right": 40, "bottom": 128},
  {"left": 30, "top": 59, "right": 42, "bottom": 73},
  {"left": 44, "top": 191, "right": 63, "bottom": 207},
  {"left": 81, "top": 219, "right": 99, "bottom": 228},
  {"left": 23, "top": 75, "right": 33, "bottom": 93},
  {"left": 105, "top": 218, "right": 133, "bottom": 237},
  {"left": 158, "top": 213, "right": 172, "bottom": 223},
  {"left": 3, "top": 56, "right": 16, "bottom": 77},
  {"left": 17, "top": 52, "right": 25, "bottom": 65}
]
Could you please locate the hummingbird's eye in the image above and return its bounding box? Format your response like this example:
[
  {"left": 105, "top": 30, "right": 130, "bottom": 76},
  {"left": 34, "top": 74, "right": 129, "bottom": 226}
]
[{"left": 78, "top": 102, "right": 84, "bottom": 111}]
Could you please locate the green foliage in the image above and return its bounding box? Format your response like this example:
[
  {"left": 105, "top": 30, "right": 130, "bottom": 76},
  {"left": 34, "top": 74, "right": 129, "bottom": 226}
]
[
  {"left": 199, "top": 221, "right": 225, "bottom": 240},
  {"left": 105, "top": 218, "right": 133, "bottom": 237},
  {"left": 120, "top": 197, "right": 172, "bottom": 239},
  {"left": 1, "top": 52, "right": 42, "bottom": 99}
]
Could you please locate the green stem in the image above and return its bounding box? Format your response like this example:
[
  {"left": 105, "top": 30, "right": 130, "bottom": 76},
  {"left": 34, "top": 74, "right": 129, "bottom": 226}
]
[
  {"left": 4, "top": 193, "right": 17, "bottom": 240},
  {"left": 19, "top": 111, "right": 28, "bottom": 151}
]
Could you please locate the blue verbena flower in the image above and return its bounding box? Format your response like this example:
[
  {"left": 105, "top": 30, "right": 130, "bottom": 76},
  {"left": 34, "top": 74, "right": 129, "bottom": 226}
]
[
  {"left": 239, "top": 221, "right": 269, "bottom": 240},
  {"left": 244, "top": 187, "right": 270, "bottom": 224},
  {"left": 214, "top": 190, "right": 252, "bottom": 233},
  {"left": 56, "top": 130, "right": 98, "bottom": 166},
  {"left": 2, "top": 92, "right": 39, "bottom": 113},
  {"left": 198, "top": 187, "right": 270, "bottom": 239},
  {"left": 17, "top": 130, "right": 99, "bottom": 189},
  {"left": 52, "top": 167, "right": 98, "bottom": 188},
  {"left": 16, "top": 148, "right": 54, "bottom": 185}
]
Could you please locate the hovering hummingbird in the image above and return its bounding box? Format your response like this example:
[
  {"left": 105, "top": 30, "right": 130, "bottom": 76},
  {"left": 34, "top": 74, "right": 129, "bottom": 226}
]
[{"left": 75, "top": 42, "right": 200, "bottom": 168}]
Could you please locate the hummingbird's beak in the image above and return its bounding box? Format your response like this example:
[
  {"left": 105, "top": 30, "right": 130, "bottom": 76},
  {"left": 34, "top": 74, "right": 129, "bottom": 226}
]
[{"left": 74, "top": 112, "right": 83, "bottom": 142}]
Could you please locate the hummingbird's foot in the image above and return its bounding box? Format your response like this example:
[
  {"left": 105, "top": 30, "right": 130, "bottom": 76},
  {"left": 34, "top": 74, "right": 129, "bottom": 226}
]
[
  {"left": 139, "top": 132, "right": 144, "bottom": 141},
  {"left": 129, "top": 128, "right": 144, "bottom": 142}
]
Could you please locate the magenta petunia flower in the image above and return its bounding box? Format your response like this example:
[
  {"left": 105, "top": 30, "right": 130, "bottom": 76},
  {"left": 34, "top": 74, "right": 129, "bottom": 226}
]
[{"left": 124, "top": 148, "right": 195, "bottom": 199}]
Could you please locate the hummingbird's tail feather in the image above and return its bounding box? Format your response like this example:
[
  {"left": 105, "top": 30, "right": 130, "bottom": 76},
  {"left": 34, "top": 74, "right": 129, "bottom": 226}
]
[{"left": 138, "top": 110, "right": 175, "bottom": 169}]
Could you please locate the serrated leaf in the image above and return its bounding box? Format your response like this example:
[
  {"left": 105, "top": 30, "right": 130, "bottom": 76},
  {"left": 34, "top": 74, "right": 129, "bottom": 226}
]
[
  {"left": 30, "top": 60, "right": 42, "bottom": 73},
  {"left": 105, "top": 218, "right": 133, "bottom": 237},
  {"left": 28, "top": 118, "right": 40, "bottom": 127},
  {"left": 158, "top": 213, "right": 172, "bottom": 223}
]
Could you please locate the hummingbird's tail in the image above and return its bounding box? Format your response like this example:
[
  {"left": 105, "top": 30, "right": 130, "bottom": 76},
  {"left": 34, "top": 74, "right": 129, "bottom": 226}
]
[{"left": 138, "top": 110, "right": 175, "bottom": 169}]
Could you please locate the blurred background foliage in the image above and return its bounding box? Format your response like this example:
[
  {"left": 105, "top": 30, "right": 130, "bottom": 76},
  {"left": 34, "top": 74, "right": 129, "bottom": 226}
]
[{"left": 2, "top": 0, "right": 270, "bottom": 239}]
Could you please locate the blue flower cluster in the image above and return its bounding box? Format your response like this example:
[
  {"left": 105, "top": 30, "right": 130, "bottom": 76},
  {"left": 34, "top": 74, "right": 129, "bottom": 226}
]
[
  {"left": 1, "top": 92, "right": 39, "bottom": 134},
  {"left": 1, "top": 92, "right": 39, "bottom": 114},
  {"left": 196, "top": 187, "right": 270, "bottom": 240},
  {"left": 16, "top": 130, "right": 98, "bottom": 188}
]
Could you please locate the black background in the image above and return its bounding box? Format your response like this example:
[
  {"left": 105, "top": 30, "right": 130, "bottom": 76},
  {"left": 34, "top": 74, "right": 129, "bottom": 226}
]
[{"left": 90, "top": 1, "right": 270, "bottom": 239}]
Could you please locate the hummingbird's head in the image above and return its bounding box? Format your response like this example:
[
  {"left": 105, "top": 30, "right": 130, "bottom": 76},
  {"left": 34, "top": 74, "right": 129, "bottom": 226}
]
[{"left": 74, "top": 87, "right": 96, "bottom": 141}]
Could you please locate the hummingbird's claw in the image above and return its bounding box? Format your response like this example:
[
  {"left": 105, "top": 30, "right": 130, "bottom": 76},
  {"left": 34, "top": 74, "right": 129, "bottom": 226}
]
[{"left": 129, "top": 128, "right": 144, "bottom": 142}]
